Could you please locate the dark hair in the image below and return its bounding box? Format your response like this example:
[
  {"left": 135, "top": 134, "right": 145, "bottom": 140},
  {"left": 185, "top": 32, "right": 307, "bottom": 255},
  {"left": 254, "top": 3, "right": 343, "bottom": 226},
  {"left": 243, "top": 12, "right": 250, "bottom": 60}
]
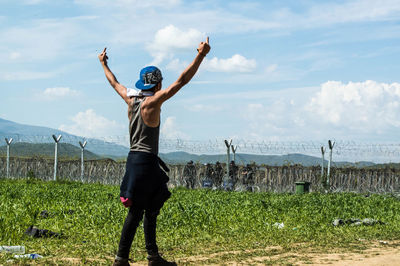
[{"left": 148, "top": 82, "right": 161, "bottom": 92}]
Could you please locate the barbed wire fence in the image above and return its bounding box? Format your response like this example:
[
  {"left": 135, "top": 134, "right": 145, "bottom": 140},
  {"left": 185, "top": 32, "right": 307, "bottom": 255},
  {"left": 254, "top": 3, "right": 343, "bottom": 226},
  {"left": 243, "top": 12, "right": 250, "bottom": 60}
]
[
  {"left": 1, "top": 134, "right": 400, "bottom": 193},
  {"left": 1, "top": 134, "right": 400, "bottom": 163}
]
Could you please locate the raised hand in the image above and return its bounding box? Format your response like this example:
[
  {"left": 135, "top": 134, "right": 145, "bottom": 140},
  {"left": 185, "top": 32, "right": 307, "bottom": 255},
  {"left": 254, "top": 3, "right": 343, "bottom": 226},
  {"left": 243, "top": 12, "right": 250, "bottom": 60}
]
[
  {"left": 197, "top": 37, "right": 210, "bottom": 56},
  {"left": 98, "top": 47, "right": 109, "bottom": 64}
]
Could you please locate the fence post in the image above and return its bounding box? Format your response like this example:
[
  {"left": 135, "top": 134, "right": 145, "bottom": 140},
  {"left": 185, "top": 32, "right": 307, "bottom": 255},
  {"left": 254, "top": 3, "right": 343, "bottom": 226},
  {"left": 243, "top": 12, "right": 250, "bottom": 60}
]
[
  {"left": 321, "top": 146, "right": 325, "bottom": 176},
  {"left": 52, "top": 135, "right": 62, "bottom": 181},
  {"left": 321, "top": 146, "right": 325, "bottom": 188},
  {"left": 224, "top": 139, "right": 232, "bottom": 182},
  {"left": 231, "top": 145, "right": 237, "bottom": 163},
  {"left": 5, "top": 138, "right": 13, "bottom": 178},
  {"left": 79, "top": 140, "right": 87, "bottom": 182},
  {"left": 327, "top": 140, "right": 335, "bottom": 188}
]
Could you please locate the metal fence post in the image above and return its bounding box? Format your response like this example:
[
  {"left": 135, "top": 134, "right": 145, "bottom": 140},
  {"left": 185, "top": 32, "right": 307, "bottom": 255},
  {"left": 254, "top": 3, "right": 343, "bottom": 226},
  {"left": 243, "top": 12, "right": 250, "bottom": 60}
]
[
  {"left": 321, "top": 146, "right": 325, "bottom": 177},
  {"left": 52, "top": 135, "right": 62, "bottom": 181},
  {"left": 327, "top": 140, "right": 335, "bottom": 188},
  {"left": 5, "top": 138, "right": 13, "bottom": 178},
  {"left": 224, "top": 139, "right": 232, "bottom": 181},
  {"left": 231, "top": 145, "right": 237, "bottom": 163},
  {"left": 321, "top": 146, "right": 326, "bottom": 190},
  {"left": 79, "top": 140, "right": 87, "bottom": 182}
]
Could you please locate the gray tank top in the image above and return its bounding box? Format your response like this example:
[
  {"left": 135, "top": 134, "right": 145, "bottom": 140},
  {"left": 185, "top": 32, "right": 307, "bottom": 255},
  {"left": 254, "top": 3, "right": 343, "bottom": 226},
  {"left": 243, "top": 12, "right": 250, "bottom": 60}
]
[{"left": 129, "top": 98, "right": 159, "bottom": 155}]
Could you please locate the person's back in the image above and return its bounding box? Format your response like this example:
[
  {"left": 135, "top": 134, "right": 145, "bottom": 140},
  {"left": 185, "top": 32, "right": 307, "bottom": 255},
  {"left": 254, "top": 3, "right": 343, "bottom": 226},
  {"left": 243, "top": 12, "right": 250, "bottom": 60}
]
[
  {"left": 183, "top": 161, "right": 196, "bottom": 189},
  {"left": 129, "top": 97, "right": 160, "bottom": 155},
  {"left": 99, "top": 38, "right": 210, "bottom": 266},
  {"left": 214, "top": 162, "right": 223, "bottom": 187}
]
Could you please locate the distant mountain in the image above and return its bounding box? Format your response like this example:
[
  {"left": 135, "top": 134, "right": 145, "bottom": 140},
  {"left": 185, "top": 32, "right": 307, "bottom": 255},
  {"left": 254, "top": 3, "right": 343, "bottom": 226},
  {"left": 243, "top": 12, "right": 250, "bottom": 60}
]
[
  {"left": 0, "top": 118, "right": 129, "bottom": 157},
  {"left": 159, "top": 151, "right": 327, "bottom": 166},
  {"left": 0, "top": 118, "right": 65, "bottom": 136},
  {"left": 0, "top": 142, "right": 101, "bottom": 160},
  {"left": 367, "top": 162, "right": 400, "bottom": 169},
  {"left": 159, "top": 152, "right": 378, "bottom": 167},
  {"left": 0, "top": 118, "right": 377, "bottom": 167},
  {"left": 334, "top": 160, "right": 376, "bottom": 167}
]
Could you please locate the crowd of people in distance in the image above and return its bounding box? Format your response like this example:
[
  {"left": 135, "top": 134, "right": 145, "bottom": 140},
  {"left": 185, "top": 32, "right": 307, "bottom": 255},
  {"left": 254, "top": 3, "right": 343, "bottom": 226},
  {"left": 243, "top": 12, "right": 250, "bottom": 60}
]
[{"left": 182, "top": 160, "right": 256, "bottom": 191}]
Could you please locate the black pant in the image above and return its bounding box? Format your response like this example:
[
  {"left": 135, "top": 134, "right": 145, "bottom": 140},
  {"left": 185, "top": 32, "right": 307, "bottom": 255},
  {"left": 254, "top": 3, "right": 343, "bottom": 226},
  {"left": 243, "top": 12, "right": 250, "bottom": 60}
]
[{"left": 117, "top": 205, "right": 160, "bottom": 259}]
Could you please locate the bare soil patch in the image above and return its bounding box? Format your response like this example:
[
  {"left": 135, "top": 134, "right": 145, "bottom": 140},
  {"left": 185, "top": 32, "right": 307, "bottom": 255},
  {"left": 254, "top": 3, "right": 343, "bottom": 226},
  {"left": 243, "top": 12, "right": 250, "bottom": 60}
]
[
  {"left": 5, "top": 241, "right": 398, "bottom": 265},
  {"left": 309, "top": 241, "right": 400, "bottom": 266},
  {"left": 156, "top": 241, "right": 400, "bottom": 265}
]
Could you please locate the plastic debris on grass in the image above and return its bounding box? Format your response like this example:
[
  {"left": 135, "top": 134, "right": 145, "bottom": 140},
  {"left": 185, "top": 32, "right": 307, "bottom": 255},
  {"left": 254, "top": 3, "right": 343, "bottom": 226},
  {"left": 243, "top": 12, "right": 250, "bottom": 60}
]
[
  {"left": 332, "top": 218, "right": 385, "bottom": 227},
  {"left": 1, "top": 246, "right": 44, "bottom": 260},
  {"left": 25, "top": 226, "right": 61, "bottom": 238},
  {"left": 0, "top": 246, "right": 25, "bottom": 254},
  {"left": 14, "top": 254, "right": 43, "bottom": 259},
  {"left": 273, "top": 222, "right": 285, "bottom": 229}
]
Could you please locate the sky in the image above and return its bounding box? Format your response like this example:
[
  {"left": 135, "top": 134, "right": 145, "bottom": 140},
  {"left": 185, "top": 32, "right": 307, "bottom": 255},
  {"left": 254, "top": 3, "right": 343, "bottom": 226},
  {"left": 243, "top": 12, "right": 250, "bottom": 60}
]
[{"left": 2, "top": 0, "right": 400, "bottom": 150}]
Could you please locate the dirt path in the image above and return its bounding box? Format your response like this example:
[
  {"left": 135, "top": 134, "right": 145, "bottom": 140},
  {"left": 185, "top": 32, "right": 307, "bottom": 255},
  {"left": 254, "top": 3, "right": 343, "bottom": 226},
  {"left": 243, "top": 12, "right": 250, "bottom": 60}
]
[
  {"left": 129, "top": 241, "right": 400, "bottom": 265},
  {"left": 15, "top": 241, "right": 397, "bottom": 265},
  {"left": 307, "top": 241, "right": 400, "bottom": 266},
  {"left": 311, "top": 248, "right": 400, "bottom": 266}
]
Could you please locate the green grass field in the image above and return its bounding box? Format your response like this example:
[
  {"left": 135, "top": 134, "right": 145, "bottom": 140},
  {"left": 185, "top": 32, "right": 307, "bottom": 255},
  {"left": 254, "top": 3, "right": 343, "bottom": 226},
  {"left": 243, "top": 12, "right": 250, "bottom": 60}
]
[{"left": 1, "top": 178, "right": 400, "bottom": 265}]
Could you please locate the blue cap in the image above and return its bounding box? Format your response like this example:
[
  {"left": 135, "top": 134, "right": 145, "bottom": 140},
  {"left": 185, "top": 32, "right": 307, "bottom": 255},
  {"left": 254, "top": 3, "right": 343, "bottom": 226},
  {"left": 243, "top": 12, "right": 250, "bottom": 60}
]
[{"left": 135, "top": 66, "right": 163, "bottom": 90}]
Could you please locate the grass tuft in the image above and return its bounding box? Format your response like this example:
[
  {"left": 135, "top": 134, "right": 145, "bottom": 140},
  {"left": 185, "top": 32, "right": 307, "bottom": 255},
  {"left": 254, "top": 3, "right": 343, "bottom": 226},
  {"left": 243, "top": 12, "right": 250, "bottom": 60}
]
[{"left": 0, "top": 179, "right": 399, "bottom": 264}]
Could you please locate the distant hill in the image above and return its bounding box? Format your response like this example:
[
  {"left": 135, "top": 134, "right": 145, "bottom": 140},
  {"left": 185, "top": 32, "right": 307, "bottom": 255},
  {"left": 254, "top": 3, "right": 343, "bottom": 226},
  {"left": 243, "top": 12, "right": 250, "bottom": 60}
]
[
  {"left": 160, "top": 151, "right": 324, "bottom": 166},
  {"left": 334, "top": 160, "right": 376, "bottom": 168},
  {"left": 158, "top": 152, "right": 378, "bottom": 167},
  {"left": 0, "top": 118, "right": 129, "bottom": 157},
  {"left": 0, "top": 142, "right": 101, "bottom": 160},
  {"left": 0, "top": 118, "right": 378, "bottom": 167},
  {"left": 364, "top": 162, "right": 400, "bottom": 169},
  {"left": 0, "top": 142, "right": 378, "bottom": 167}
]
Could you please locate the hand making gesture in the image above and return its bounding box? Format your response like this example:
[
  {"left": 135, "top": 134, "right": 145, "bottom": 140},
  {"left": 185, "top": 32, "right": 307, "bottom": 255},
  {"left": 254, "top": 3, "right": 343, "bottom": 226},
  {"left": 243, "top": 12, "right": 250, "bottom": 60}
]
[
  {"left": 98, "top": 47, "right": 109, "bottom": 65},
  {"left": 197, "top": 37, "right": 210, "bottom": 57}
]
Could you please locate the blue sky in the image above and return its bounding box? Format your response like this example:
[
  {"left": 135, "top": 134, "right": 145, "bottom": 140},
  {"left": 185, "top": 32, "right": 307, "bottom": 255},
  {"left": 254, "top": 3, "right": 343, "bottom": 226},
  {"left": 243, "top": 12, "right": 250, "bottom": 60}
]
[{"left": 2, "top": 0, "right": 400, "bottom": 148}]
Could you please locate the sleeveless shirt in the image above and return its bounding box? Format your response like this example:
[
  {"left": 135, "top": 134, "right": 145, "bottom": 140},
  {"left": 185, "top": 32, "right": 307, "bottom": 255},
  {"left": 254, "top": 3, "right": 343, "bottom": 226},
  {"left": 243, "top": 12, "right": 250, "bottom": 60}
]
[{"left": 129, "top": 98, "right": 159, "bottom": 155}]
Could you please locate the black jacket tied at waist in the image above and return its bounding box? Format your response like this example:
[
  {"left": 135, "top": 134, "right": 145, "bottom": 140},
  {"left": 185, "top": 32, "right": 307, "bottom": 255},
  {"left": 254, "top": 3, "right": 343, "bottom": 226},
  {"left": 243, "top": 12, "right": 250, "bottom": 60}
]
[{"left": 120, "top": 151, "right": 171, "bottom": 210}]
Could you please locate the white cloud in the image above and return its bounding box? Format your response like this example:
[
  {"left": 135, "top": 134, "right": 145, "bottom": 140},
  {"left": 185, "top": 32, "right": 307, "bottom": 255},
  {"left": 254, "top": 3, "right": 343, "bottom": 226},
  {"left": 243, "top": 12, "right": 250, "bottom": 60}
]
[
  {"left": 5, "top": 0, "right": 396, "bottom": 74},
  {"left": 140, "top": 0, "right": 400, "bottom": 36},
  {"left": 160, "top": 116, "right": 189, "bottom": 139},
  {"left": 59, "top": 109, "right": 125, "bottom": 138},
  {"left": 165, "top": 58, "right": 188, "bottom": 72},
  {"left": 256, "top": 0, "right": 400, "bottom": 31},
  {"left": 3, "top": 0, "right": 398, "bottom": 69},
  {"left": 41, "top": 87, "right": 81, "bottom": 100},
  {"left": 215, "top": 64, "right": 307, "bottom": 84},
  {"left": 184, "top": 103, "right": 223, "bottom": 113},
  {"left": 147, "top": 25, "right": 205, "bottom": 65},
  {"left": 0, "top": 71, "right": 56, "bottom": 81},
  {"left": 74, "top": 1, "right": 280, "bottom": 34},
  {"left": 166, "top": 52, "right": 257, "bottom": 76},
  {"left": 0, "top": 16, "right": 98, "bottom": 62},
  {"left": 265, "top": 64, "right": 278, "bottom": 73},
  {"left": 307, "top": 80, "right": 400, "bottom": 128},
  {"left": 74, "top": 0, "right": 181, "bottom": 9},
  {"left": 305, "top": 0, "right": 400, "bottom": 26},
  {"left": 9, "top": 52, "right": 21, "bottom": 60},
  {"left": 217, "top": 80, "right": 400, "bottom": 142},
  {"left": 204, "top": 54, "right": 257, "bottom": 73},
  {"left": 22, "top": 0, "right": 46, "bottom": 5},
  {"left": 241, "top": 100, "right": 303, "bottom": 141}
]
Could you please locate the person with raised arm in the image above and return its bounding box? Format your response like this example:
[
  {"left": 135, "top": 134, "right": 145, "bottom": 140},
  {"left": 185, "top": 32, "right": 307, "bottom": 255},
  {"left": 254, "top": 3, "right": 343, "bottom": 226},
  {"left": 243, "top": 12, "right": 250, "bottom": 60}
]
[{"left": 99, "top": 37, "right": 210, "bottom": 266}]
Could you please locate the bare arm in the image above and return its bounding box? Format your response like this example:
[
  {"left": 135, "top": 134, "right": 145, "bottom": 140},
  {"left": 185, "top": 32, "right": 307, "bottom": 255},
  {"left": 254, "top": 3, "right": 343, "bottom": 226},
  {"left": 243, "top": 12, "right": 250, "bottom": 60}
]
[
  {"left": 98, "top": 48, "right": 130, "bottom": 104},
  {"left": 151, "top": 37, "right": 211, "bottom": 106}
]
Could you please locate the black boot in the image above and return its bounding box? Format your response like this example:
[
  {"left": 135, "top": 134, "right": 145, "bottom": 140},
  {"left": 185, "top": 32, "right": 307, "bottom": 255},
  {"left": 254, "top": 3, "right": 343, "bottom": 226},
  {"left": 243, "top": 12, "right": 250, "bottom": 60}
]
[
  {"left": 113, "top": 256, "right": 130, "bottom": 266},
  {"left": 147, "top": 254, "right": 177, "bottom": 266}
]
